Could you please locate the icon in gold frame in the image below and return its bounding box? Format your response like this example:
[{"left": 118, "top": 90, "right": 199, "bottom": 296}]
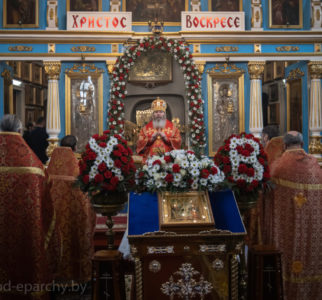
[
  {"left": 3, "top": 0, "right": 39, "bottom": 28},
  {"left": 158, "top": 191, "right": 215, "bottom": 233}
]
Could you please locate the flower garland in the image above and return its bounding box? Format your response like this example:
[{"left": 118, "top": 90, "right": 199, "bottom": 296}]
[
  {"left": 136, "top": 149, "right": 225, "bottom": 193},
  {"left": 108, "top": 36, "right": 206, "bottom": 151},
  {"left": 214, "top": 132, "right": 270, "bottom": 198}
]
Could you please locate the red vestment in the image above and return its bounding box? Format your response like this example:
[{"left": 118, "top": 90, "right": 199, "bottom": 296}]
[
  {"left": 267, "top": 149, "right": 322, "bottom": 300},
  {"left": 136, "top": 120, "right": 181, "bottom": 159},
  {"left": 255, "top": 136, "right": 285, "bottom": 244},
  {"left": 47, "top": 147, "right": 96, "bottom": 284},
  {"left": 0, "top": 132, "right": 56, "bottom": 300}
]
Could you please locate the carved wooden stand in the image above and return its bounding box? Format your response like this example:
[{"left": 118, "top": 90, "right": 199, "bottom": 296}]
[
  {"left": 92, "top": 250, "right": 126, "bottom": 300},
  {"left": 248, "top": 245, "right": 283, "bottom": 300}
]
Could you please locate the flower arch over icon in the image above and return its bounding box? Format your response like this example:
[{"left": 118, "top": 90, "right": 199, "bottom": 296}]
[{"left": 108, "top": 36, "right": 206, "bottom": 152}]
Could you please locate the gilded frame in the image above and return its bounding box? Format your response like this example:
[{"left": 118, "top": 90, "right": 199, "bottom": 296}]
[
  {"left": 269, "top": 0, "right": 303, "bottom": 29},
  {"left": 158, "top": 191, "right": 215, "bottom": 232},
  {"left": 123, "top": 0, "right": 189, "bottom": 26},
  {"left": 65, "top": 65, "right": 103, "bottom": 151},
  {"left": 66, "top": 0, "right": 102, "bottom": 11},
  {"left": 207, "top": 65, "right": 245, "bottom": 157},
  {"left": 286, "top": 78, "right": 302, "bottom": 132},
  {"left": 3, "top": 0, "right": 39, "bottom": 28},
  {"left": 208, "top": 0, "right": 243, "bottom": 11},
  {"left": 128, "top": 50, "right": 172, "bottom": 83}
]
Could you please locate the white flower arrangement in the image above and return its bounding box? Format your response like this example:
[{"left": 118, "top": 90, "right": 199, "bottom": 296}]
[{"left": 136, "top": 149, "right": 225, "bottom": 193}]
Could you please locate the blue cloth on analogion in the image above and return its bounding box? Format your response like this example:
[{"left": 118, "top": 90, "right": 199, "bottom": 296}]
[{"left": 127, "top": 190, "right": 245, "bottom": 236}]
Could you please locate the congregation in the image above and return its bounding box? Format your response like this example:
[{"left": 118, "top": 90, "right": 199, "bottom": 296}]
[{"left": 0, "top": 112, "right": 321, "bottom": 300}]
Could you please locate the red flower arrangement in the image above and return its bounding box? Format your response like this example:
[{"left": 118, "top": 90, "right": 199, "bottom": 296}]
[
  {"left": 77, "top": 130, "right": 136, "bottom": 200},
  {"left": 214, "top": 132, "right": 270, "bottom": 202}
]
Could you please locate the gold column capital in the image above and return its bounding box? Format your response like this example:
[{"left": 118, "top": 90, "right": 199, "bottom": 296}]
[
  {"left": 106, "top": 60, "right": 116, "bottom": 74},
  {"left": 43, "top": 61, "right": 61, "bottom": 80},
  {"left": 194, "top": 61, "right": 205, "bottom": 75},
  {"left": 248, "top": 62, "right": 265, "bottom": 79},
  {"left": 1, "top": 69, "right": 12, "bottom": 85},
  {"left": 308, "top": 61, "right": 322, "bottom": 79}
]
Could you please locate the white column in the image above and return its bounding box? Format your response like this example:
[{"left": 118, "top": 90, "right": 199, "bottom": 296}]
[
  {"left": 311, "top": 0, "right": 322, "bottom": 31},
  {"left": 43, "top": 61, "right": 61, "bottom": 158},
  {"left": 308, "top": 62, "right": 322, "bottom": 161},
  {"left": 251, "top": 0, "right": 263, "bottom": 31},
  {"left": 248, "top": 62, "right": 265, "bottom": 138},
  {"left": 46, "top": 0, "right": 58, "bottom": 30}
]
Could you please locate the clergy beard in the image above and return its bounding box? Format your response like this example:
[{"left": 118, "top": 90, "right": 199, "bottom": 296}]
[{"left": 152, "top": 118, "right": 166, "bottom": 129}]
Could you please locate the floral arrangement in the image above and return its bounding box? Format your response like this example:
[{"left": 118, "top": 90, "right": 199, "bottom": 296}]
[
  {"left": 214, "top": 132, "right": 270, "bottom": 201},
  {"left": 77, "top": 130, "right": 136, "bottom": 199},
  {"left": 108, "top": 36, "right": 206, "bottom": 152},
  {"left": 136, "top": 149, "right": 225, "bottom": 193}
]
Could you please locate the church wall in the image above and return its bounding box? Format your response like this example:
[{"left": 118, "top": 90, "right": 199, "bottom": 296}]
[
  {"left": 0, "top": 0, "right": 314, "bottom": 31},
  {"left": 0, "top": 0, "right": 320, "bottom": 155}
]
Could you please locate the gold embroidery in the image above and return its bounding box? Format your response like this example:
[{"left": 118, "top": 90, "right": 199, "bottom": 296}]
[
  {"left": 44, "top": 210, "right": 56, "bottom": 250},
  {"left": 0, "top": 166, "right": 45, "bottom": 177},
  {"left": 272, "top": 177, "right": 322, "bottom": 190},
  {"left": 0, "top": 132, "right": 20, "bottom": 136},
  {"left": 285, "top": 148, "right": 306, "bottom": 153},
  {"left": 49, "top": 174, "right": 76, "bottom": 181},
  {"left": 163, "top": 127, "right": 172, "bottom": 135},
  {"left": 53, "top": 158, "right": 64, "bottom": 170},
  {"left": 283, "top": 274, "right": 322, "bottom": 283},
  {"left": 292, "top": 261, "right": 303, "bottom": 274},
  {"left": 146, "top": 128, "right": 156, "bottom": 135},
  {"left": 294, "top": 193, "right": 307, "bottom": 208}
]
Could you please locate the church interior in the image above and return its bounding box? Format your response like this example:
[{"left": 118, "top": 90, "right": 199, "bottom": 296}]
[{"left": 0, "top": 0, "right": 321, "bottom": 299}]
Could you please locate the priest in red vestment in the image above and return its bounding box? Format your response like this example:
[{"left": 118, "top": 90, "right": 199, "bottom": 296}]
[
  {"left": 136, "top": 97, "right": 181, "bottom": 159},
  {"left": 47, "top": 139, "right": 96, "bottom": 285},
  {"left": 0, "top": 115, "right": 56, "bottom": 300},
  {"left": 267, "top": 131, "right": 322, "bottom": 300}
]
